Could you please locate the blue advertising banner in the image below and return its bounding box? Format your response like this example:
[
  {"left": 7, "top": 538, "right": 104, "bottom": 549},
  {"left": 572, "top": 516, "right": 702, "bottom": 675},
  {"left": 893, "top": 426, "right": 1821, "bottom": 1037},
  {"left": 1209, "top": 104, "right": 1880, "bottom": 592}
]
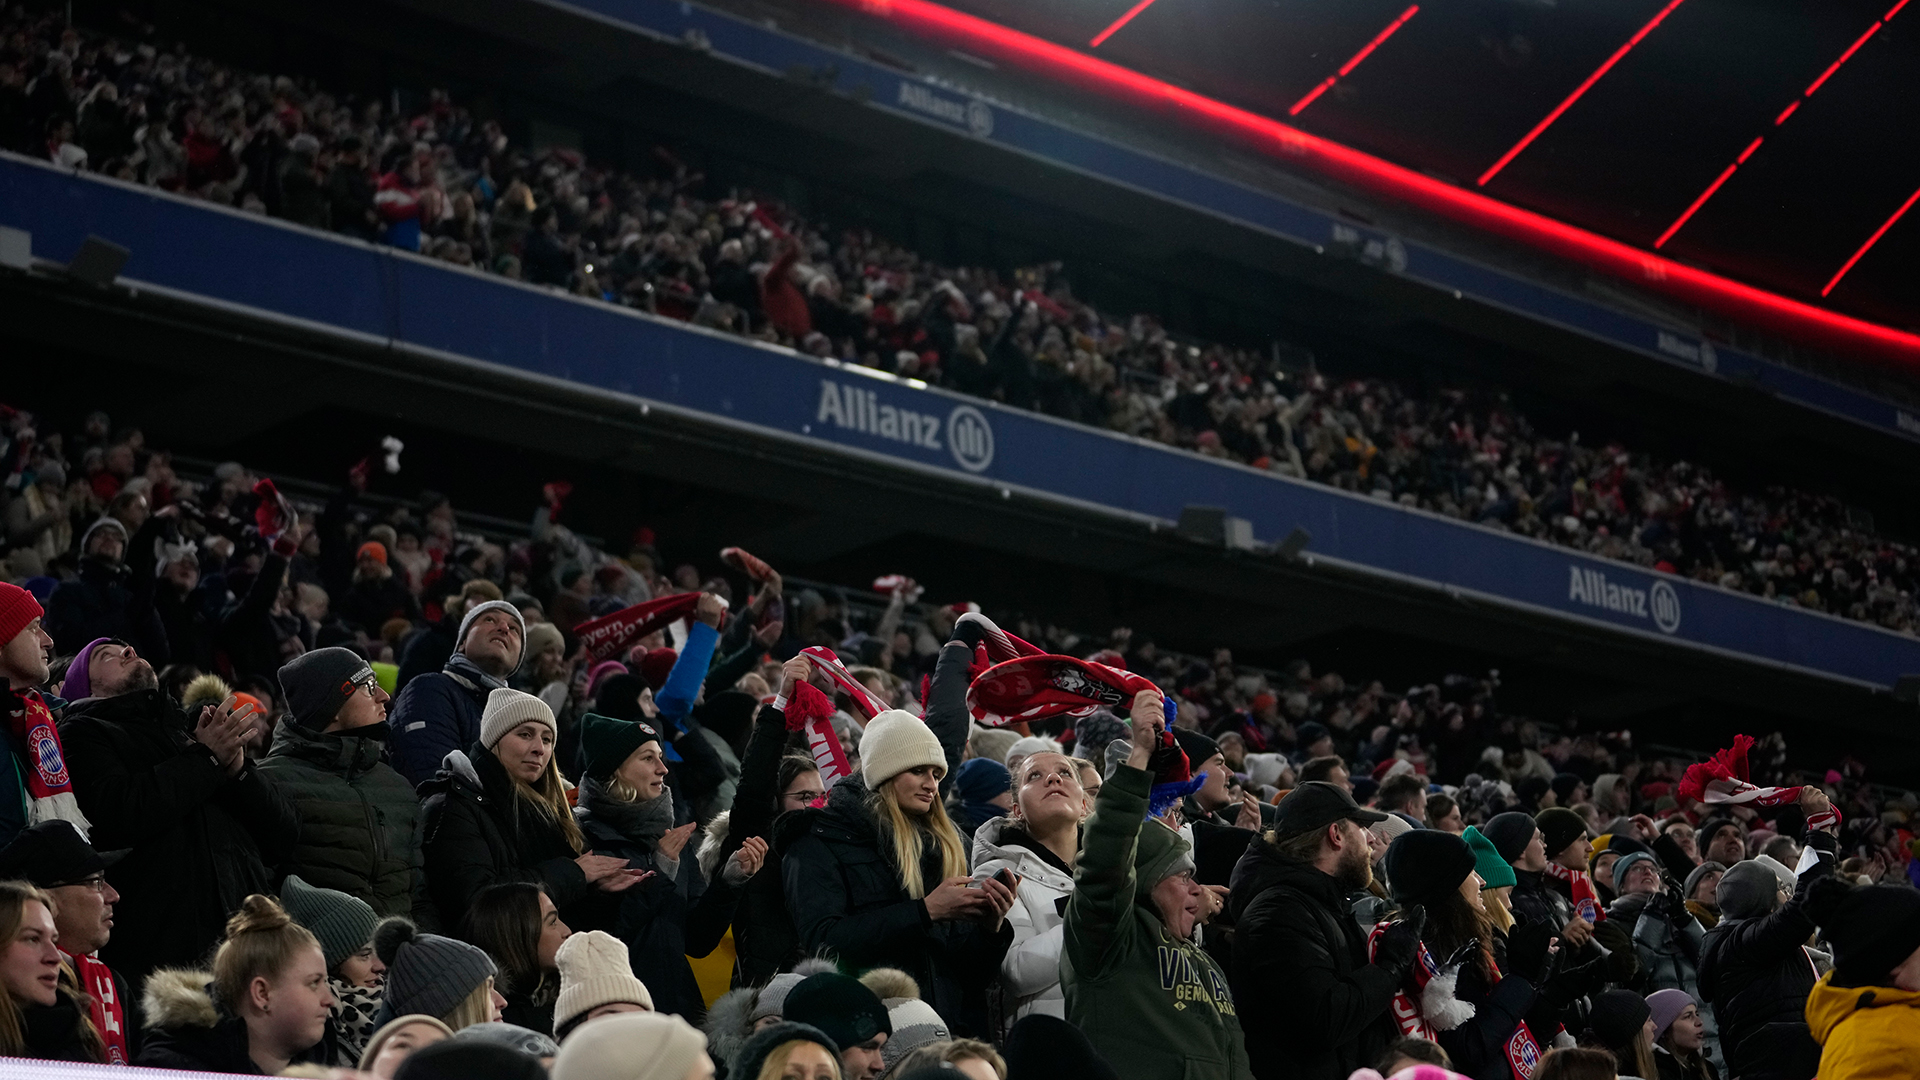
[{"left": 2, "top": 153, "right": 1917, "bottom": 689}]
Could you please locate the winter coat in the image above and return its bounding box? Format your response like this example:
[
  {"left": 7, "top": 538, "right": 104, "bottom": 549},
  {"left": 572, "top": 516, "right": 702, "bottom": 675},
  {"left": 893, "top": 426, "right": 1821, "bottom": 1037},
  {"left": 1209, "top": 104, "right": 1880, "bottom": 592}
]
[
  {"left": 1698, "top": 840, "right": 1834, "bottom": 1080},
  {"left": 1805, "top": 971, "right": 1920, "bottom": 1080},
  {"left": 1062, "top": 764, "right": 1251, "bottom": 1080},
  {"left": 257, "top": 719, "right": 429, "bottom": 920},
  {"left": 780, "top": 773, "right": 1010, "bottom": 1037},
  {"left": 1654, "top": 1045, "right": 1721, "bottom": 1080},
  {"left": 703, "top": 703, "right": 803, "bottom": 987},
  {"left": 418, "top": 746, "right": 589, "bottom": 930},
  {"left": 1227, "top": 838, "right": 1402, "bottom": 1080},
  {"left": 1426, "top": 952, "right": 1544, "bottom": 1080},
  {"left": 388, "top": 667, "right": 490, "bottom": 788},
  {"left": 59, "top": 689, "right": 298, "bottom": 984},
  {"left": 17, "top": 988, "right": 108, "bottom": 1062},
  {"left": 1612, "top": 891, "right": 1721, "bottom": 1073},
  {"left": 215, "top": 550, "right": 308, "bottom": 682},
  {"left": 45, "top": 556, "right": 168, "bottom": 660},
  {"left": 969, "top": 815, "right": 1077, "bottom": 1029},
  {"left": 576, "top": 779, "right": 743, "bottom": 1024},
  {"left": 134, "top": 969, "right": 265, "bottom": 1073}
]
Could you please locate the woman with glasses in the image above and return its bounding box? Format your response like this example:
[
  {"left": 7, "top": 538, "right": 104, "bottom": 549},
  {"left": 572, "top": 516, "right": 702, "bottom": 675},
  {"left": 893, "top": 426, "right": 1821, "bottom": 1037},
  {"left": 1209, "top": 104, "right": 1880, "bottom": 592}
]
[{"left": 261, "top": 648, "right": 426, "bottom": 919}]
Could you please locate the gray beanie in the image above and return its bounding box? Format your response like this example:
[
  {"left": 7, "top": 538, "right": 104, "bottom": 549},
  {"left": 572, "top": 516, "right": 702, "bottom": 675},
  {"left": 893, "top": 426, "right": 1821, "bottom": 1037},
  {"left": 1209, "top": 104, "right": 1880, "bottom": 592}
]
[
  {"left": 1682, "top": 861, "right": 1727, "bottom": 903},
  {"left": 1718, "top": 860, "right": 1787, "bottom": 920},
  {"left": 456, "top": 600, "right": 527, "bottom": 665},
  {"left": 277, "top": 647, "right": 376, "bottom": 730},
  {"left": 280, "top": 875, "right": 379, "bottom": 971},
  {"left": 749, "top": 959, "right": 837, "bottom": 1024},
  {"left": 454, "top": 1022, "right": 559, "bottom": 1060},
  {"left": 372, "top": 918, "right": 498, "bottom": 1025}
]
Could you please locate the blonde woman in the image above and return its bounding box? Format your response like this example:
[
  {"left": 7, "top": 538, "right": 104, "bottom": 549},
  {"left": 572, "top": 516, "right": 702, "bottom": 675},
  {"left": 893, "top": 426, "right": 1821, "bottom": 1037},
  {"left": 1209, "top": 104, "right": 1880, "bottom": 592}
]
[
  {"left": 0, "top": 881, "right": 108, "bottom": 1062},
  {"left": 782, "top": 707, "right": 1015, "bottom": 1038},
  {"left": 136, "top": 895, "right": 333, "bottom": 1073},
  {"left": 369, "top": 918, "right": 505, "bottom": 1033},
  {"left": 421, "top": 688, "right": 645, "bottom": 929}
]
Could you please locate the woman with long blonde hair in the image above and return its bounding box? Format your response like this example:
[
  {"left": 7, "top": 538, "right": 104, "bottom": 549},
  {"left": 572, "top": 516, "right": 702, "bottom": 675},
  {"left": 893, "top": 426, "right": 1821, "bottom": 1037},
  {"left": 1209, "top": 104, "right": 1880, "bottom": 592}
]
[
  {"left": 782, "top": 701, "right": 1015, "bottom": 1038},
  {"left": 421, "top": 689, "right": 646, "bottom": 930},
  {"left": 0, "top": 881, "right": 108, "bottom": 1062}
]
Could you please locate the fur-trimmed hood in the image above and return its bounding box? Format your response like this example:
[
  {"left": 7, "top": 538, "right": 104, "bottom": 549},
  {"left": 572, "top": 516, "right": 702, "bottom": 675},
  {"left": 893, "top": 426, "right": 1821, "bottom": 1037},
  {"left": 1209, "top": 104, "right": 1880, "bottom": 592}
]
[
  {"left": 703, "top": 985, "right": 758, "bottom": 1070},
  {"left": 142, "top": 969, "right": 219, "bottom": 1030},
  {"left": 697, "top": 809, "right": 733, "bottom": 882}
]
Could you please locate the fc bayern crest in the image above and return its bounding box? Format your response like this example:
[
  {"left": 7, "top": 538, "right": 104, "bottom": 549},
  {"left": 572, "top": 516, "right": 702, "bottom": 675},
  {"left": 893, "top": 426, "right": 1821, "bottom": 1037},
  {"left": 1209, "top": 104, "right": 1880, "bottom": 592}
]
[{"left": 30, "top": 724, "right": 69, "bottom": 788}]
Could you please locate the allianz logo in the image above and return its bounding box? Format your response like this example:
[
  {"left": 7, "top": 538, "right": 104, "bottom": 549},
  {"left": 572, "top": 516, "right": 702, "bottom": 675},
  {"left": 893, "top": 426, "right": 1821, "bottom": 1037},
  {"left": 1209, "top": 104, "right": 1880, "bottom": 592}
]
[
  {"left": 1568, "top": 566, "right": 1682, "bottom": 635},
  {"left": 896, "top": 82, "right": 995, "bottom": 138},
  {"left": 1655, "top": 331, "right": 1717, "bottom": 374},
  {"left": 814, "top": 379, "right": 995, "bottom": 473}
]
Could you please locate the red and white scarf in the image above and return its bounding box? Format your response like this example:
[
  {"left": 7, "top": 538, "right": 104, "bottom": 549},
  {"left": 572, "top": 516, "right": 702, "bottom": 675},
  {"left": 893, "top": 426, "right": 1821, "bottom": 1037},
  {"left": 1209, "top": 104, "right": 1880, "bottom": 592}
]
[
  {"left": 1366, "top": 923, "right": 1546, "bottom": 1080},
  {"left": 5, "top": 689, "right": 88, "bottom": 838},
  {"left": 776, "top": 680, "right": 853, "bottom": 791},
  {"left": 1678, "top": 733, "right": 1841, "bottom": 831},
  {"left": 574, "top": 593, "right": 702, "bottom": 662},
  {"left": 966, "top": 653, "right": 1157, "bottom": 728},
  {"left": 1543, "top": 861, "right": 1605, "bottom": 924},
  {"left": 799, "top": 646, "right": 889, "bottom": 720},
  {"left": 63, "top": 951, "right": 128, "bottom": 1063}
]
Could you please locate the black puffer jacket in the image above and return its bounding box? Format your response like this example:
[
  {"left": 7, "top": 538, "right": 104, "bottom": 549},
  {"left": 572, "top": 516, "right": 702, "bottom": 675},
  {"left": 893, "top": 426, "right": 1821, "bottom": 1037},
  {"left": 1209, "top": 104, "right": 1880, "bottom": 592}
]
[
  {"left": 20, "top": 989, "right": 107, "bottom": 1063},
  {"left": 418, "top": 746, "right": 589, "bottom": 930},
  {"left": 59, "top": 689, "right": 298, "bottom": 984},
  {"left": 576, "top": 779, "right": 742, "bottom": 1024},
  {"left": 780, "top": 775, "right": 1010, "bottom": 1036},
  {"left": 1227, "top": 840, "right": 1403, "bottom": 1080},
  {"left": 1697, "top": 835, "right": 1835, "bottom": 1080},
  {"left": 706, "top": 702, "right": 803, "bottom": 987}
]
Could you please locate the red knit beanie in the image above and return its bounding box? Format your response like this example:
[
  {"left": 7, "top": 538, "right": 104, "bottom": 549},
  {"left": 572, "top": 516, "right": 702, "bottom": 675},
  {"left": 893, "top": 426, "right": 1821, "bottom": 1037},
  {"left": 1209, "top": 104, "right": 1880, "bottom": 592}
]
[{"left": 0, "top": 583, "right": 43, "bottom": 645}]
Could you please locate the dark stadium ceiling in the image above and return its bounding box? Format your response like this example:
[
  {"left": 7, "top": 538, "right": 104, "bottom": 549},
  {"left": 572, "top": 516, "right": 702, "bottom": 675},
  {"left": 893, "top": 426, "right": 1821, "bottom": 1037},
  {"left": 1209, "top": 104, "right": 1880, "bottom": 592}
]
[{"left": 847, "top": 0, "right": 1920, "bottom": 336}]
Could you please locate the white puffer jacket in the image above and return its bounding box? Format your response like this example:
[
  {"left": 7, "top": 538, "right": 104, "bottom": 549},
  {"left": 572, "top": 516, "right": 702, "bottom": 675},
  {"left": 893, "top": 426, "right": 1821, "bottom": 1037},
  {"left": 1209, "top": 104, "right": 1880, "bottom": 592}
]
[{"left": 970, "top": 815, "right": 1078, "bottom": 1028}]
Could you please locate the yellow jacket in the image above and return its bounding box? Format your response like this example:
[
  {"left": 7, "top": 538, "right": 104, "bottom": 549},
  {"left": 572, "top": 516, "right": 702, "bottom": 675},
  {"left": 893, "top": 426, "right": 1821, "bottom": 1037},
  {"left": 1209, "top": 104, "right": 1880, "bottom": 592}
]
[{"left": 1805, "top": 970, "right": 1920, "bottom": 1080}]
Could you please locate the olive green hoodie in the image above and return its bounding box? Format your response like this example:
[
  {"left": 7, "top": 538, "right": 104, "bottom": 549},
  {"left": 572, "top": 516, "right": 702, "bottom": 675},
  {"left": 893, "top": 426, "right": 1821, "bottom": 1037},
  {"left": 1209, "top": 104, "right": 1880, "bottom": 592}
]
[{"left": 1062, "top": 764, "right": 1251, "bottom": 1080}]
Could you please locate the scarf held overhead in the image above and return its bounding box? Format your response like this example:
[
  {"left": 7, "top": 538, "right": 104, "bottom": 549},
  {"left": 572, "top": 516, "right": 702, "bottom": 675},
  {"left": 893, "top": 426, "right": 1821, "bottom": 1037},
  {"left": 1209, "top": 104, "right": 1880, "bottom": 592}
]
[
  {"left": 1678, "top": 733, "right": 1841, "bottom": 831},
  {"left": 576, "top": 593, "right": 702, "bottom": 663},
  {"left": 799, "top": 646, "right": 888, "bottom": 720},
  {"left": 781, "top": 680, "right": 852, "bottom": 790},
  {"left": 966, "top": 653, "right": 1157, "bottom": 728}
]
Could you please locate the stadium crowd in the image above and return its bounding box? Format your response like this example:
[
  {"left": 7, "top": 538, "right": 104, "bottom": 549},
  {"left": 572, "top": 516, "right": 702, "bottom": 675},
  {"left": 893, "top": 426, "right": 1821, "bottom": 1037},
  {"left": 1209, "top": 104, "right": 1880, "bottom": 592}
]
[
  {"left": 4, "top": 4, "right": 1920, "bottom": 640},
  {"left": 0, "top": 385, "right": 1917, "bottom": 1080}
]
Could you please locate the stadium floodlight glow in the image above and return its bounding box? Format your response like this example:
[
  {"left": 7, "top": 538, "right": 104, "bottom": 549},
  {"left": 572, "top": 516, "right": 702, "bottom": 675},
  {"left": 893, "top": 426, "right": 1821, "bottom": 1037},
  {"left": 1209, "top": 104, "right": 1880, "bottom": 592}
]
[
  {"left": 817, "top": 0, "right": 1920, "bottom": 364},
  {"left": 1288, "top": 5, "right": 1420, "bottom": 116},
  {"left": 1088, "top": 0, "right": 1163, "bottom": 48},
  {"left": 1476, "top": 0, "right": 1688, "bottom": 186},
  {"left": 1654, "top": 0, "right": 1907, "bottom": 249}
]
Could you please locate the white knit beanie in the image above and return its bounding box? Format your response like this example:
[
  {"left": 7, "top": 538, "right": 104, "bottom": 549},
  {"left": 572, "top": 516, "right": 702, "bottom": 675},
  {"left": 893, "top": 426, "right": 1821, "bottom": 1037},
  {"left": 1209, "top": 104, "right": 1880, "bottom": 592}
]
[
  {"left": 1005, "top": 735, "right": 1060, "bottom": 766},
  {"left": 553, "top": 931, "right": 654, "bottom": 1037},
  {"left": 551, "top": 1011, "right": 706, "bottom": 1080},
  {"left": 480, "top": 687, "right": 556, "bottom": 749},
  {"left": 859, "top": 710, "right": 947, "bottom": 788}
]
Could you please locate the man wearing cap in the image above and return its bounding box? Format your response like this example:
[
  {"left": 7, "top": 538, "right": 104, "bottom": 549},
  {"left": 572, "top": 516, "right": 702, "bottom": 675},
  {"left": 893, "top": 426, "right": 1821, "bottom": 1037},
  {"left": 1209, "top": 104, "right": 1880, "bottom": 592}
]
[
  {"left": 0, "top": 583, "right": 90, "bottom": 848},
  {"left": 260, "top": 647, "right": 431, "bottom": 922},
  {"left": 0, "top": 819, "right": 134, "bottom": 1062},
  {"left": 58, "top": 635, "right": 298, "bottom": 983},
  {"left": 1228, "top": 777, "right": 1422, "bottom": 1080},
  {"left": 782, "top": 972, "right": 892, "bottom": 1080},
  {"left": 389, "top": 598, "right": 526, "bottom": 786}
]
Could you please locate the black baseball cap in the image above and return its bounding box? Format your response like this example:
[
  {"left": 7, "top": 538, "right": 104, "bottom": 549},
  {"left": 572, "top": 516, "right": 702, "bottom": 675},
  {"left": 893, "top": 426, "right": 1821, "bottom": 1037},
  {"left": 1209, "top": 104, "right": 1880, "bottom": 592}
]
[
  {"left": 0, "top": 821, "right": 123, "bottom": 888},
  {"left": 1271, "top": 781, "right": 1388, "bottom": 838}
]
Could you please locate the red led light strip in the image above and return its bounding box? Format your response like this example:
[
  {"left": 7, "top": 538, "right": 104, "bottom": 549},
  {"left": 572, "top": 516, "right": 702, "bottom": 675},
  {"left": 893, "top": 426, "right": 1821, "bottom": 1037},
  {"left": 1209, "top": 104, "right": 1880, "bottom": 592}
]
[
  {"left": 1477, "top": 0, "right": 1687, "bottom": 186},
  {"left": 1655, "top": 0, "right": 1907, "bottom": 249},
  {"left": 1822, "top": 185, "right": 1920, "bottom": 297},
  {"left": 1089, "top": 0, "right": 1163, "bottom": 48},
  {"left": 816, "top": 0, "right": 1920, "bottom": 363},
  {"left": 1289, "top": 5, "right": 1420, "bottom": 116}
]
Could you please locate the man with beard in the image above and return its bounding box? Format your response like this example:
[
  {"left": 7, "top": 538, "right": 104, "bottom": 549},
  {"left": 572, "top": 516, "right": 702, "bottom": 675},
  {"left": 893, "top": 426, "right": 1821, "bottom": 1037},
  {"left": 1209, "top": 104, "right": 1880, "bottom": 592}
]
[
  {"left": 1226, "top": 781, "right": 1426, "bottom": 1080},
  {"left": 388, "top": 599, "right": 526, "bottom": 786},
  {"left": 56, "top": 637, "right": 297, "bottom": 983}
]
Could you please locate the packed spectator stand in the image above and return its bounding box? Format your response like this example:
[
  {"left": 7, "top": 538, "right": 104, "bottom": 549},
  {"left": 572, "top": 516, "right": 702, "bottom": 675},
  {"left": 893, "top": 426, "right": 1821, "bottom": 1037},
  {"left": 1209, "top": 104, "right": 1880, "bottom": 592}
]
[
  {"left": 5, "top": 4, "right": 1920, "bottom": 641},
  {"left": 7, "top": 5, "right": 1920, "bottom": 1080}
]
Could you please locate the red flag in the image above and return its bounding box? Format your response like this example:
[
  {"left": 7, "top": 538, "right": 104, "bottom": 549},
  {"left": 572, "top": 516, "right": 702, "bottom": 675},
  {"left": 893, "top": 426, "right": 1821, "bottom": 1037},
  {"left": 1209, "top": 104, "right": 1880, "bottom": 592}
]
[
  {"left": 574, "top": 593, "right": 701, "bottom": 661},
  {"left": 967, "top": 654, "right": 1158, "bottom": 728}
]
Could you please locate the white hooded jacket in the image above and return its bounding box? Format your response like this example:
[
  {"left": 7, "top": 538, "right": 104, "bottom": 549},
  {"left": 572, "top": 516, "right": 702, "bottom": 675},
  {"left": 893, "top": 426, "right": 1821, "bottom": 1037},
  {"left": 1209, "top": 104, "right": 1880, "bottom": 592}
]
[{"left": 969, "top": 814, "right": 1078, "bottom": 1028}]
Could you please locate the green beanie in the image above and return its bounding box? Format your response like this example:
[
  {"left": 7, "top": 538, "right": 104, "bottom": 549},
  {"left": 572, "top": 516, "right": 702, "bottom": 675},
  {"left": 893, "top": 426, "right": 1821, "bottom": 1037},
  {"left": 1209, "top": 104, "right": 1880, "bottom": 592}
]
[
  {"left": 1463, "top": 826, "right": 1517, "bottom": 889},
  {"left": 280, "top": 874, "right": 379, "bottom": 971}
]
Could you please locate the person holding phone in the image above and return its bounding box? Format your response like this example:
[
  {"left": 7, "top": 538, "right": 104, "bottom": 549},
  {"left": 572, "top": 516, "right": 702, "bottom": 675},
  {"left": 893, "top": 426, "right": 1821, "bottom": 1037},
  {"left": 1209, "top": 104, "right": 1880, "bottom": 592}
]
[
  {"left": 971, "top": 748, "right": 1086, "bottom": 1034},
  {"left": 57, "top": 638, "right": 300, "bottom": 984}
]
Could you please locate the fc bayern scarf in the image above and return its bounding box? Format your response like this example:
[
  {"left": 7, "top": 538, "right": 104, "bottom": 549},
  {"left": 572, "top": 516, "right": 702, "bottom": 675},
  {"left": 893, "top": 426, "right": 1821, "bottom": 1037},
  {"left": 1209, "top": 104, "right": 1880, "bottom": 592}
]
[
  {"left": 966, "top": 653, "right": 1157, "bottom": 728},
  {"left": 778, "top": 679, "right": 853, "bottom": 791},
  {"left": 1679, "top": 733, "right": 1842, "bottom": 832},
  {"left": 1366, "top": 922, "right": 1546, "bottom": 1080},
  {"left": 1543, "top": 861, "right": 1605, "bottom": 924},
  {"left": 575, "top": 593, "right": 702, "bottom": 662},
  {"left": 5, "top": 689, "right": 88, "bottom": 838},
  {"left": 64, "top": 951, "right": 128, "bottom": 1063},
  {"left": 799, "top": 646, "right": 889, "bottom": 720}
]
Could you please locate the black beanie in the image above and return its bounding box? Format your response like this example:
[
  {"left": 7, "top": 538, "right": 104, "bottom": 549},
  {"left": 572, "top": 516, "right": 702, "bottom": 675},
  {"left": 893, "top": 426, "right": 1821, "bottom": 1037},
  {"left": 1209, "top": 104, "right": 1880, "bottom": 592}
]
[
  {"left": 732, "top": 1022, "right": 841, "bottom": 1080},
  {"left": 782, "top": 973, "right": 890, "bottom": 1054},
  {"left": 1582, "top": 989, "right": 1652, "bottom": 1051},
  {"left": 1481, "top": 811, "right": 1538, "bottom": 864},
  {"left": 393, "top": 1041, "right": 544, "bottom": 1080},
  {"left": 1551, "top": 772, "right": 1583, "bottom": 803},
  {"left": 1383, "top": 830, "right": 1478, "bottom": 908},
  {"left": 277, "top": 647, "right": 375, "bottom": 729},
  {"left": 694, "top": 691, "right": 759, "bottom": 749},
  {"left": 1535, "top": 807, "right": 1589, "bottom": 859},
  {"left": 1004, "top": 1014, "right": 1120, "bottom": 1080},
  {"left": 1172, "top": 728, "right": 1221, "bottom": 769},
  {"left": 1824, "top": 884, "right": 1920, "bottom": 988},
  {"left": 577, "top": 712, "right": 661, "bottom": 782}
]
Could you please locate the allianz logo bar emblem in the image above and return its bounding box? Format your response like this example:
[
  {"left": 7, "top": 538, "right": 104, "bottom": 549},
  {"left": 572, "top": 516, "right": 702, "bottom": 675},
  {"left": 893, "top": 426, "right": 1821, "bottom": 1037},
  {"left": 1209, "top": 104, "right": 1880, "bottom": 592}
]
[
  {"left": 813, "top": 379, "right": 995, "bottom": 473},
  {"left": 1568, "top": 565, "right": 1681, "bottom": 634}
]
